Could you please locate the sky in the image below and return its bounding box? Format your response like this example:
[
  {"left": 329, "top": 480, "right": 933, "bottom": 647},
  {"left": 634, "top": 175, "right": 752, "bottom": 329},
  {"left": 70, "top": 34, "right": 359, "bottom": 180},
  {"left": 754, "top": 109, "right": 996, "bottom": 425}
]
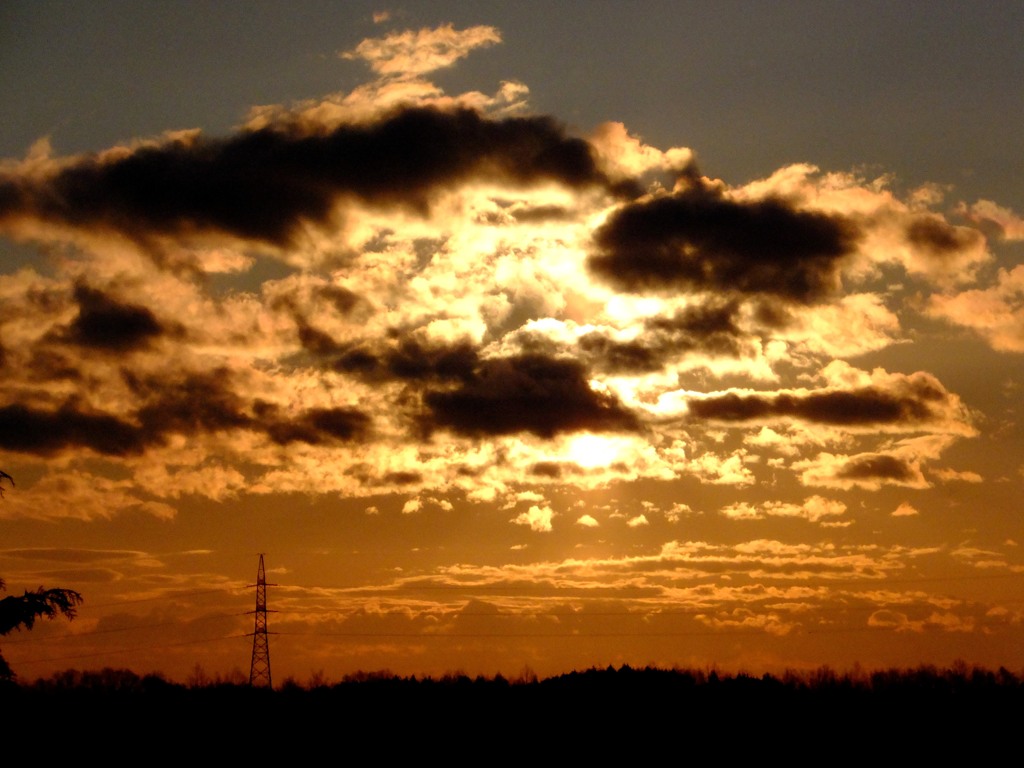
[{"left": 1, "top": 1, "right": 1023, "bottom": 684}]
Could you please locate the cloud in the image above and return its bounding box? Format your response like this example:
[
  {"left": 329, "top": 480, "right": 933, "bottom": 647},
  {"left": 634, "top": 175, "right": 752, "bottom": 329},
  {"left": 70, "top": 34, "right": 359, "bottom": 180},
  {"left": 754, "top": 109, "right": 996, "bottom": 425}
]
[
  {"left": 588, "top": 177, "right": 860, "bottom": 301},
  {"left": 664, "top": 503, "right": 694, "bottom": 523},
  {"left": 720, "top": 496, "right": 846, "bottom": 523},
  {"left": 800, "top": 495, "right": 847, "bottom": 522},
  {"left": 261, "top": 405, "right": 371, "bottom": 445},
  {"left": 63, "top": 283, "right": 168, "bottom": 351},
  {"left": 129, "top": 370, "right": 253, "bottom": 437},
  {"left": 904, "top": 214, "right": 986, "bottom": 262},
  {"left": 0, "top": 472, "right": 176, "bottom": 521},
  {"left": 691, "top": 387, "right": 927, "bottom": 426},
  {"left": 513, "top": 504, "right": 554, "bottom": 532},
  {"left": 0, "top": 19, "right": 1006, "bottom": 523},
  {"left": 342, "top": 24, "right": 502, "bottom": 77},
  {"left": 337, "top": 337, "right": 479, "bottom": 382},
  {"left": 576, "top": 514, "right": 599, "bottom": 528},
  {"left": 0, "top": 401, "right": 145, "bottom": 457},
  {"left": 867, "top": 608, "right": 978, "bottom": 634},
  {"left": 656, "top": 538, "right": 916, "bottom": 581},
  {"left": 927, "top": 265, "right": 1024, "bottom": 352},
  {"left": 838, "top": 454, "right": 920, "bottom": 482},
  {"left": 695, "top": 609, "right": 796, "bottom": 636},
  {"left": 776, "top": 293, "right": 901, "bottom": 358},
  {"left": 579, "top": 299, "right": 746, "bottom": 374},
  {"left": 685, "top": 364, "right": 973, "bottom": 435},
  {"left": 745, "top": 426, "right": 802, "bottom": 457},
  {"left": 588, "top": 121, "right": 694, "bottom": 181},
  {"left": 422, "top": 354, "right": 640, "bottom": 438},
  {"left": 683, "top": 449, "right": 757, "bottom": 486},
  {"left": 720, "top": 502, "right": 761, "bottom": 520},
  {"left": 0, "top": 107, "right": 625, "bottom": 255},
  {"left": 892, "top": 502, "right": 920, "bottom": 517},
  {"left": 794, "top": 451, "right": 928, "bottom": 491},
  {"left": 932, "top": 467, "right": 983, "bottom": 483},
  {"left": 0, "top": 363, "right": 371, "bottom": 458},
  {"left": 960, "top": 200, "right": 1024, "bottom": 241}
]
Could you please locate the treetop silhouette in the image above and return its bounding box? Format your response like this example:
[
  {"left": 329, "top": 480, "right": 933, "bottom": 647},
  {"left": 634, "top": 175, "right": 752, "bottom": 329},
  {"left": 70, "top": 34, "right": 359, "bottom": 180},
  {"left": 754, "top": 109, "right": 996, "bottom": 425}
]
[
  {"left": 0, "top": 578, "right": 84, "bottom": 681},
  {"left": 0, "top": 471, "right": 83, "bottom": 680}
]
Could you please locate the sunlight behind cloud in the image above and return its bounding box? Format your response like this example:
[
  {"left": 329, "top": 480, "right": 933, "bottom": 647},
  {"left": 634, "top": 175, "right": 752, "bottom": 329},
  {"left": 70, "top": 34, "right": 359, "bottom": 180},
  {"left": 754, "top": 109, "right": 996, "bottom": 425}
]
[{"left": 565, "top": 433, "right": 629, "bottom": 469}]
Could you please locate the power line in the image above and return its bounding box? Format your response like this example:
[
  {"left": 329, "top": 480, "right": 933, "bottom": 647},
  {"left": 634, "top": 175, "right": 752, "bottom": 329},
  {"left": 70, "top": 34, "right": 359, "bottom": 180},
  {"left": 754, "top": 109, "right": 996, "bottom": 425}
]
[
  {"left": 9, "top": 632, "right": 247, "bottom": 669},
  {"left": 1, "top": 611, "right": 247, "bottom": 645}
]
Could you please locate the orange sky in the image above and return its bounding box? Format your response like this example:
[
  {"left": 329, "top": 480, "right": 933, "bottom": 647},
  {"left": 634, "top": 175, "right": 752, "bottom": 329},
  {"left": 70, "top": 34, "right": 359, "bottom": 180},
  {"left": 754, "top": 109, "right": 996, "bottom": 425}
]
[{"left": 1, "top": 5, "right": 1023, "bottom": 684}]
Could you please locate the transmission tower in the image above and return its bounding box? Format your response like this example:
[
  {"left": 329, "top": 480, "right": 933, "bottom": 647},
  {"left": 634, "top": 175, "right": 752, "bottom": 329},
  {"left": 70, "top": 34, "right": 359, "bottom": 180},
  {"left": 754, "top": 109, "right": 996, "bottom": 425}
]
[{"left": 248, "top": 553, "right": 276, "bottom": 688}]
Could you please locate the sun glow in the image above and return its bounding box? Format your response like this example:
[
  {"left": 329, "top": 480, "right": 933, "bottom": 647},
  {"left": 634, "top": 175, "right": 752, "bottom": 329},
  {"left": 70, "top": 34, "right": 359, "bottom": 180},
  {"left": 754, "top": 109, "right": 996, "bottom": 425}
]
[{"left": 566, "top": 433, "right": 627, "bottom": 469}]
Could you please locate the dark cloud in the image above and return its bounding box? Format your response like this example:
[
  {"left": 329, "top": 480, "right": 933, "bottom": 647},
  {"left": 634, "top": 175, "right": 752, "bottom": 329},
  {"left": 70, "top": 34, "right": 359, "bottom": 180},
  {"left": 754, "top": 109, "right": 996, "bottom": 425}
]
[
  {"left": 27, "top": 349, "right": 82, "bottom": 381},
  {"left": 643, "top": 300, "right": 746, "bottom": 357},
  {"left": 270, "top": 283, "right": 363, "bottom": 318},
  {"left": 751, "top": 299, "right": 793, "bottom": 329},
  {"left": 0, "top": 401, "right": 145, "bottom": 456},
  {"left": 297, "top": 322, "right": 343, "bottom": 356},
  {"left": 530, "top": 462, "right": 563, "bottom": 478},
  {"left": 423, "top": 354, "right": 639, "bottom": 438},
  {"left": 263, "top": 405, "right": 370, "bottom": 445},
  {"left": 688, "top": 380, "right": 953, "bottom": 427},
  {"left": 580, "top": 300, "right": 744, "bottom": 374},
  {"left": 647, "top": 300, "right": 741, "bottom": 338},
  {"left": 386, "top": 339, "right": 479, "bottom": 381},
  {"left": 0, "top": 370, "right": 375, "bottom": 458},
  {"left": 588, "top": 180, "right": 860, "bottom": 301},
  {"left": 473, "top": 203, "right": 572, "bottom": 226},
  {"left": 329, "top": 340, "right": 641, "bottom": 440},
  {"left": 508, "top": 204, "right": 573, "bottom": 223},
  {"left": 0, "top": 107, "right": 630, "bottom": 248},
  {"left": 316, "top": 284, "right": 363, "bottom": 315},
  {"left": 836, "top": 454, "right": 918, "bottom": 482},
  {"left": 130, "top": 371, "right": 371, "bottom": 447},
  {"left": 272, "top": 283, "right": 367, "bottom": 357},
  {"left": 578, "top": 334, "right": 662, "bottom": 374},
  {"left": 382, "top": 471, "right": 422, "bottom": 485},
  {"left": 333, "top": 346, "right": 381, "bottom": 375},
  {"left": 64, "top": 284, "right": 166, "bottom": 352},
  {"left": 129, "top": 370, "right": 251, "bottom": 436},
  {"left": 333, "top": 338, "right": 479, "bottom": 382},
  {"left": 906, "top": 216, "right": 984, "bottom": 256}
]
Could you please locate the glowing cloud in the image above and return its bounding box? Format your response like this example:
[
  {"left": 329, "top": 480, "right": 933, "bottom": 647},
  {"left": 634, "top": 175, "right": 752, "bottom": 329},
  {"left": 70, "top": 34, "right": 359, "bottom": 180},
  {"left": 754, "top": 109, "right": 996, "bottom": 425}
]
[
  {"left": 513, "top": 504, "right": 554, "bottom": 532},
  {"left": 342, "top": 24, "right": 502, "bottom": 77}
]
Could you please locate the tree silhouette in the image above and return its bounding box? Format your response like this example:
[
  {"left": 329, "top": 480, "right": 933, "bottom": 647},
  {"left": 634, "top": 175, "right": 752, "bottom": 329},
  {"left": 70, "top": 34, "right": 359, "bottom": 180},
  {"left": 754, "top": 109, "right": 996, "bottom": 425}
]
[
  {"left": 0, "top": 472, "right": 84, "bottom": 681},
  {"left": 0, "top": 579, "right": 83, "bottom": 681}
]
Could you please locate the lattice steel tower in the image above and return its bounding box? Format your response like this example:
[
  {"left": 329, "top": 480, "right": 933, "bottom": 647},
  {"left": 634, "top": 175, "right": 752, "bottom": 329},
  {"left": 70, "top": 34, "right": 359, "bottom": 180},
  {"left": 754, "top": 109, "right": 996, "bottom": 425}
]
[{"left": 248, "top": 553, "right": 275, "bottom": 688}]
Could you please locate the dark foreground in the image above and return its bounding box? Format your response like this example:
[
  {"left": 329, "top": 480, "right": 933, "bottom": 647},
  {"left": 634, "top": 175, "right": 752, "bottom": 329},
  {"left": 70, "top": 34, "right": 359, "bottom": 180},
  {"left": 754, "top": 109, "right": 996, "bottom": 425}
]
[{"left": 5, "top": 664, "right": 1021, "bottom": 759}]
